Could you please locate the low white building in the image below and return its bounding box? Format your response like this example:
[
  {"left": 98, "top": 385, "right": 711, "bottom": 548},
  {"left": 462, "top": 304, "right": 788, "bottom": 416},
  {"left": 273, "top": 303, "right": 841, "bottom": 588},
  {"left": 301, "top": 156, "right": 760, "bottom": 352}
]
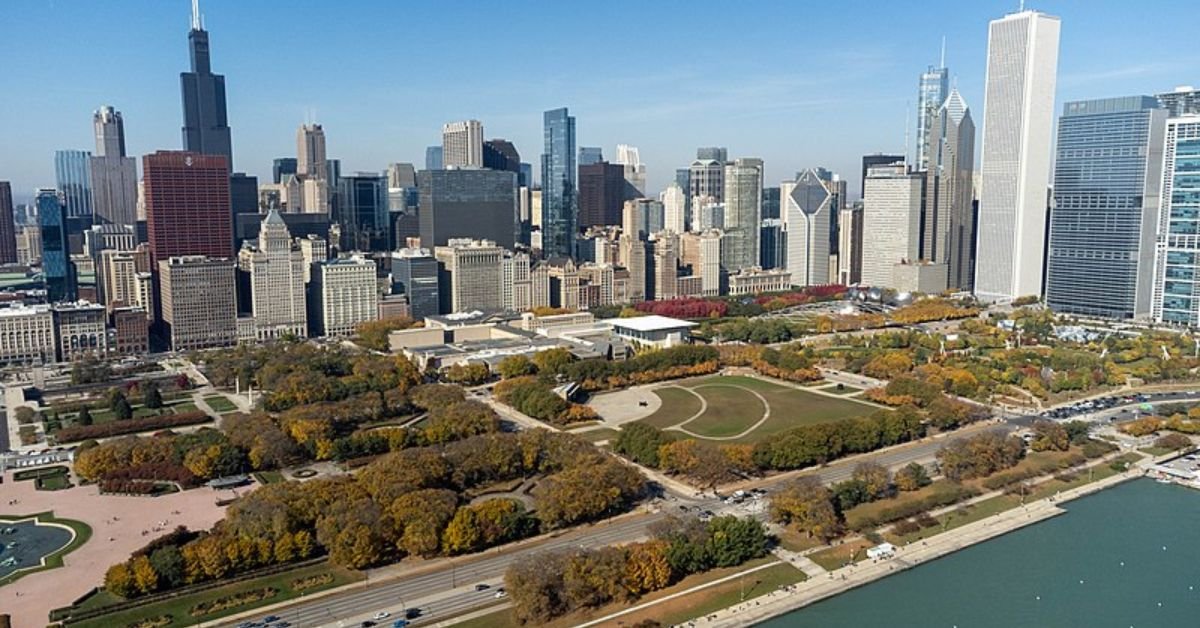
[{"left": 602, "top": 315, "right": 696, "bottom": 349}]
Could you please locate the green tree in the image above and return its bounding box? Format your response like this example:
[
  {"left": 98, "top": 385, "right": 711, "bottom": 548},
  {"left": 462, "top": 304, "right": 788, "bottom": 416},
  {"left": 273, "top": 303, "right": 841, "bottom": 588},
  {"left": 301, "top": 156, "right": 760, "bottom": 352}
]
[
  {"left": 893, "top": 462, "right": 931, "bottom": 492},
  {"left": 497, "top": 355, "right": 538, "bottom": 379},
  {"left": 77, "top": 407, "right": 94, "bottom": 426},
  {"left": 148, "top": 546, "right": 186, "bottom": 589},
  {"left": 532, "top": 348, "right": 574, "bottom": 375},
  {"left": 144, "top": 382, "right": 164, "bottom": 410},
  {"left": 613, "top": 423, "right": 670, "bottom": 467},
  {"left": 851, "top": 462, "right": 892, "bottom": 500},
  {"left": 113, "top": 395, "right": 134, "bottom": 421}
]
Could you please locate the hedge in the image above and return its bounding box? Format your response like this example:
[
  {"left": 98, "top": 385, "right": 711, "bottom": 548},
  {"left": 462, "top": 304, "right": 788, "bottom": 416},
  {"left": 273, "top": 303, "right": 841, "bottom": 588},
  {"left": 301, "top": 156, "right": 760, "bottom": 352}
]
[{"left": 53, "top": 411, "right": 211, "bottom": 443}]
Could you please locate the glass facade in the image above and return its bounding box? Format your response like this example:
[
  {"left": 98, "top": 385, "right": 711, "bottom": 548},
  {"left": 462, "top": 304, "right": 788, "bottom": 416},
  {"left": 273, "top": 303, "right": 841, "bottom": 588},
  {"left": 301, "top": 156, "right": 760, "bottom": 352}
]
[
  {"left": 418, "top": 169, "right": 518, "bottom": 250},
  {"left": 37, "top": 189, "right": 76, "bottom": 302},
  {"left": 425, "top": 146, "right": 443, "bottom": 171},
  {"left": 916, "top": 65, "right": 949, "bottom": 171},
  {"left": 338, "top": 174, "right": 389, "bottom": 252},
  {"left": 578, "top": 147, "right": 603, "bottom": 167},
  {"left": 54, "top": 149, "right": 93, "bottom": 219},
  {"left": 541, "top": 108, "right": 577, "bottom": 258},
  {"left": 1156, "top": 120, "right": 1200, "bottom": 325},
  {"left": 1047, "top": 97, "right": 1164, "bottom": 319}
]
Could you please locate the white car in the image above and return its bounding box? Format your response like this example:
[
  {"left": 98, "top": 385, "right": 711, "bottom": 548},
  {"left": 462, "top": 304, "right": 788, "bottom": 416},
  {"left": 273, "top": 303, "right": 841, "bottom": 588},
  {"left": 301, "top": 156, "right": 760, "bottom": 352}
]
[
  {"left": 373, "top": 611, "right": 391, "bottom": 620},
  {"left": 495, "top": 589, "right": 508, "bottom": 599}
]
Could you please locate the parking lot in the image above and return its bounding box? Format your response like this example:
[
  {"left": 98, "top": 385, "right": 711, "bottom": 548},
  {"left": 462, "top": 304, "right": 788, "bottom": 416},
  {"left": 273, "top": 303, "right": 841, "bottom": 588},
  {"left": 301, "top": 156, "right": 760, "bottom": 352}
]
[{"left": 1039, "top": 391, "right": 1200, "bottom": 424}]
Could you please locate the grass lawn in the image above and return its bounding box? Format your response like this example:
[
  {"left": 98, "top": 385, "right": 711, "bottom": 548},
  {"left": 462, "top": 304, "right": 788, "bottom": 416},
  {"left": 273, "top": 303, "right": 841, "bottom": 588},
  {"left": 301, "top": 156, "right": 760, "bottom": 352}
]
[
  {"left": 843, "top": 479, "right": 970, "bottom": 531},
  {"left": 0, "top": 512, "right": 92, "bottom": 586},
  {"left": 809, "top": 538, "right": 874, "bottom": 571},
  {"left": 70, "top": 562, "right": 362, "bottom": 628},
  {"left": 775, "top": 527, "right": 827, "bottom": 553},
  {"left": 203, "top": 395, "right": 239, "bottom": 414},
  {"left": 1140, "top": 446, "right": 1174, "bottom": 456},
  {"left": 36, "top": 474, "right": 72, "bottom": 490},
  {"left": 638, "top": 375, "right": 877, "bottom": 445},
  {"left": 638, "top": 387, "right": 703, "bottom": 429},
  {"left": 578, "top": 428, "right": 622, "bottom": 444},
  {"left": 453, "top": 607, "right": 518, "bottom": 628},
  {"left": 171, "top": 401, "right": 199, "bottom": 414},
  {"left": 680, "top": 384, "right": 767, "bottom": 438}
]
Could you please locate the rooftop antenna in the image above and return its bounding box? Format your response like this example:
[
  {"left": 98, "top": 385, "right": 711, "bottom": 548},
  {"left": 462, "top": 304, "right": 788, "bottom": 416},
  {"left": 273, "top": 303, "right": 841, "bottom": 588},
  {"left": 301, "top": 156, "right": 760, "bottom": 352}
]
[
  {"left": 903, "top": 101, "right": 910, "bottom": 166},
  {"left": 191, "top": 0, "right": 201, "bottom": 30},
  {"left": 939, "top": 36, "right": 946, "bottom": 68}
]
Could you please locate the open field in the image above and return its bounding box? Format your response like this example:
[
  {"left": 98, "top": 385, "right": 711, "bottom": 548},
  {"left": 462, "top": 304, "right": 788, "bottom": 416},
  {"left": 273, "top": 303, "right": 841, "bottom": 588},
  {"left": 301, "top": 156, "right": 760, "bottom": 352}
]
[
  {"left": 634, "top": 375, "right": 878, "bottom": 444},
  {"left": 202, "top": 394, "right": 238, "bottom": 414}
]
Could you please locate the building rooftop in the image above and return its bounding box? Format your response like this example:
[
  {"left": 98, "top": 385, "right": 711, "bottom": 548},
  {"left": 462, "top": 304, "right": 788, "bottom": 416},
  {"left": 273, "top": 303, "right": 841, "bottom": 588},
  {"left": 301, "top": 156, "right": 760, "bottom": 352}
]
[{"left": 603, "top": 315, "right": 697, "bottom": 332}]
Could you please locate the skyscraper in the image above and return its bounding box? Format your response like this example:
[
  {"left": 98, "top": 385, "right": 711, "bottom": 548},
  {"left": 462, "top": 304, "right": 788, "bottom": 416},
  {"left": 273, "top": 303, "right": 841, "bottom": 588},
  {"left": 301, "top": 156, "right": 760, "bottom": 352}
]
[
  {"left": 661, "top": 182, "right": 687, "bottom": 234},
  {"left": 616, "top": 144, "right": 647, "bottom": 198},
  {"left": 578, "top": 147, "right": 603, "bottom": 167},
  {"left": 781, "top": 170, "right": 834, "bottom": 287},
  {"left": 238, "top": 210, "right": 307, "bottom": 339},
  {"left": 418, "top": 168, "right": 518, "bottom": 250},
  {"left": 1046, "top": 97, "right": 1165, "bottom": 319},
  {"left": 296, "top": 123, "right": 328, "bottom": 180},
  {"left": 435, "top": 240, "right": 504, "bottom": 313},
  {"left": 272, "top": 158, "right": 297, "bottom": 184},
  {"left": 143, "top": 151, "right": 232, "bottom": 262},
  {"left": 180, "top": 0, "right": 233, "bottom": 170},
  {"left": 1157, "top": 86, "right": 1200, "bottom": 117},
  {"left": 159, "top": 255, "right": 237, "bottom": 350},
  {"left": 54, "top": 150, "right": 93, "bottom": 220},
  {"left": 442, "top": 120, "right": 484, "bottom": 168},
  {"left": 696, "top": 147, "right": 727, "bottom": 163},
  {"left": 90, "top": 106, "right": 138, "bottom": 226},
  {"left": 860, "top": 154, "right": 904, "bottom": 199},
  {"left": 689, "top": 159, "right": 724, "bottom": 203},
  {"left": 1151, "top": 118, "right": 1200, "bottom": 325},
  {"left": 862, "top": 164, "right": 923, "bottom": 288},
  {"left": 0, "top": 182, "right": 18, "bottom": 264},
  {"left": 338, "top": 173, "right": 389, "bottom": 251},
  {"left": 93, "top": 105, "right": 126, "bottom": 158},
  {"left": 425, "top": 146, "right": 443, "bottom": 171},
  {"left": 392, "top": 248, "right": 440, "bottom": 320},
  {"left": 578, "top": 162, "right": 626, "bottom": 228},
  {"left": 974, "top": 9, "right": 1061, "bottom": 302},
  {"left": 923, "top": 88, "right": 976, "bottom": 291},
  {"left": 541, "top": 107, "right": 577, "bottom": 258},
  {"left": 916, "top": 55, "right": 949, "bottom": 172},
  {"left": 483, "top": 139, "right": 521, "bottom": 174},
  {"left": 36, "top": 189, "right": 76, "bottom": 302},
  {"left": 722, "top": 158, "right": 763, "bottom": 272},
  {"left": 387, "top": 163, "right": 418, "bottom": 189}
]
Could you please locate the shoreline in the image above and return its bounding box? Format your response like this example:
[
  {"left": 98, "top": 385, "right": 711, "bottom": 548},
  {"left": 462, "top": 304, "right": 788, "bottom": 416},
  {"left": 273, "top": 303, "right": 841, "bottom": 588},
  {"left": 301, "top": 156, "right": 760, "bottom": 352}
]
[{"left": 695, "top": 468, "right": 1143, "bottom": 628}]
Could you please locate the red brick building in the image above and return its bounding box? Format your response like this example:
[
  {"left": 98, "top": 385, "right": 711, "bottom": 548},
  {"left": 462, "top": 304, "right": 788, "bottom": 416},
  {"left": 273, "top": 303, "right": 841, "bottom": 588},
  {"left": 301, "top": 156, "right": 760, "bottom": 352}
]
[{"left": 143, "top": 151, "right": 232, "bottom": 262}]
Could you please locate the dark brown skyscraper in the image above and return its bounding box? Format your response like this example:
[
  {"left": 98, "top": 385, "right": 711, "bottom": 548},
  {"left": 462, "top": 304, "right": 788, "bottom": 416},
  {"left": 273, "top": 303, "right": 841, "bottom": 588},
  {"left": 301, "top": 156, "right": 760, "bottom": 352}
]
[
  {"left": 143, "top": 151, "right": 232, "bottom": 262},
  {"left": 578, "top": 161, "right": 625, "bottom": 228},
  {"left": 0, "top": 182, "right": 15, "bottom": 264}
]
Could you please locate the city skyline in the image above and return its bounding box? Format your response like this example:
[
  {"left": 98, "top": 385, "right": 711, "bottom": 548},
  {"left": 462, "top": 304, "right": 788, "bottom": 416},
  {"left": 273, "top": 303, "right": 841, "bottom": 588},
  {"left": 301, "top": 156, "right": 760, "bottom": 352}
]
[{"left": 1, "top": 0, "right": 1196, "bottom": 201}]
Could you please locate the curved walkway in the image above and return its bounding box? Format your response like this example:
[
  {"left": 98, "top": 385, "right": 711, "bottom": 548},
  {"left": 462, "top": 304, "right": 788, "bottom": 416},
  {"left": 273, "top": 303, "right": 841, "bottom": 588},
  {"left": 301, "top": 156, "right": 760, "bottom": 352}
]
[{"left": 669, "top": 383, "right": 772, "bottom": 441}]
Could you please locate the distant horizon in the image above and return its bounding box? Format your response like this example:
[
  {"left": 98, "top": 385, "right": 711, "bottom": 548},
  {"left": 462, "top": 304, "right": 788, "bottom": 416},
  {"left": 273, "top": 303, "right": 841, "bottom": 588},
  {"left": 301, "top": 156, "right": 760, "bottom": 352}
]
[{"left": 1, "top": 0, "right": 1197, "bottom": 203}]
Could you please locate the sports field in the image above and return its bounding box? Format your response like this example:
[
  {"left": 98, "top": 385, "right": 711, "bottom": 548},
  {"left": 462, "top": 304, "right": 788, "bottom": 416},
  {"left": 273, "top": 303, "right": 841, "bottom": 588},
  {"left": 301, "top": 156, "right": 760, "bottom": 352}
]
[{"left": 635, "top": 375, "right": 879, "bottom": 444}]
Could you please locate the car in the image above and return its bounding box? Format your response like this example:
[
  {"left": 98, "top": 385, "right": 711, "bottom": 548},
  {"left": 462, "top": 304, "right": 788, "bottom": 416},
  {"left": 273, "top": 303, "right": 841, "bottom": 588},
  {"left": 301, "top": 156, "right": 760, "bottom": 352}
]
[
  {"left": 495, "top": 588, "right": 508, "bottom": 598},
  {"left": 359, "top": 622, "right": 376, "bottom": 628},
  {"left": 274, "top": 623, "right": 291, "bottom": 628},
  {"left": 373, "top": 611, "right": 391, "bottom": 620},
  {"left": 262, "top": 617, "right": 281, "bottom": 624},
  {"left": 474, "top": 583, "right": 490, "bottom": 591},
  {"left": 405, "top": 608, "right": 422, "bottom": 619}
]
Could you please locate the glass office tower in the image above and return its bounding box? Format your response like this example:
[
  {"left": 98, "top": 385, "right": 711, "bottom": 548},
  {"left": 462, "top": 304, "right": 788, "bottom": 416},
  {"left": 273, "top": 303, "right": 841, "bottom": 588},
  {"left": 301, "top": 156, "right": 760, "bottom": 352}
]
[
  {"left": 37, "top": 189, "right": 76, "bottom": 302},
  {"left": 54, "top": 150, "right": 93, "bottom": 220},
  {"left": 541, "top": 107, "right": 577, "bottom": 258},
  {"left": 1153, "top": 117, "right": 1200, "bottom": 325}
]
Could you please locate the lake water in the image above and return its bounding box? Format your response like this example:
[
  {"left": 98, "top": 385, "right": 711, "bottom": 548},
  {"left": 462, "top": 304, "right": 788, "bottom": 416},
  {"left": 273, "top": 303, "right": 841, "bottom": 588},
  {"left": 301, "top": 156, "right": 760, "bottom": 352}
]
[{"left": 761, "top": 479, "right": 1200, "bottom": 628}]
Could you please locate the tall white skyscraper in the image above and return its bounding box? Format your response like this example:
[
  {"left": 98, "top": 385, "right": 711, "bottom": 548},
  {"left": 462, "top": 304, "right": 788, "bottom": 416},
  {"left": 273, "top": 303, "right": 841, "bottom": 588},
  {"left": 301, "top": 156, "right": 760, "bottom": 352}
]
[
  {"left": 615, "top": 144, "right": 647, "bottom": 197},
  {"left": 861, "top": 164, "right": 923, "bottom": 288},
  {"left": 660, "top": 182, "right": 686, "bottom": 234},
  {"left": 974, "top": 10, "right": 1060, "bottom": 302},
  {"left": 781, "top": 169, "right": 833, "bottom": 287},
  {"left": 239, "top": 210, "right": 307, "bottom": 340},
  {"left": 442, "top": 120, "right": 484, "bottom": 168},
  {"left": 296, "top": 123, "right": 329, "bottom": 212}
]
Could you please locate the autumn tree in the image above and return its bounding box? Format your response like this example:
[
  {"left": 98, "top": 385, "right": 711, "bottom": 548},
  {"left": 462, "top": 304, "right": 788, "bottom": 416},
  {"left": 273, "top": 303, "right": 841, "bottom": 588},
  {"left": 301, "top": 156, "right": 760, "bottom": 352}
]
[
  {"left": 1030, "top": 420, "right": 1070, "bottom": 452},
  {"left": 936, "top": 433, "right": 1025, "bottom": 481},
  {"left": 409, "top": 383, "right": 468, "bottom": 412},
  {"left": 532, "top": 347, "right": 574, "bottom": 375},
  {"left": 388, "top": 488, "right": 459, "bottom": 557},
  {"left": 852, "top": 462, "right": 892, "bottom": 500},
  {"left": 770, "top": 476, "right": 841, "bottom": 541},
  {"left": 497, "top": 355, "right": 537, "bottom": 379},
  {"left": 536, "top": 458, "right": 644, "bottom": 528},
  {"left": 893, "top": 462, "right": 931, "bottom": 492},
  {"left": 355, "top": 316, "right": 417, "bottom": 351},
  {"left": 623, "top": 540, "right": 672, "bottom": 594},
  {"left": 444, "top": 362, "right": 492, "bottom": 386},
  {"left": 506, "top": 552, "right": 568, "bottom": 624}
]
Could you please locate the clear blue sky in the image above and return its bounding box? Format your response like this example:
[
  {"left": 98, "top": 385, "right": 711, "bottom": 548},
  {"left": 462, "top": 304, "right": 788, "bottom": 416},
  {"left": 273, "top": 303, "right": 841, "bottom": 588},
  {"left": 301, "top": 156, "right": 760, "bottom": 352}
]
[{"left": 1, "top": 0, "right": 1195, "bottom": 203}]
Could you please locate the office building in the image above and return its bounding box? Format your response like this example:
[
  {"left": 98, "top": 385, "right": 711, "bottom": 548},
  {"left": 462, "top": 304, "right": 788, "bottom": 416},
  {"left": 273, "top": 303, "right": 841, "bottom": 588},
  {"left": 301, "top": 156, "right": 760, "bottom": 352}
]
[
  {"left": 649, "top": 233, "right": 679, "bottom": 301},
  {"left": 694, "top": 196, "right": 724, "bottom": 231},
  {"left": 143, "top": 151, "right": 232, "bottom": 261},
  {"left": 159, "top": 255, "right": 237, "bottom": 350},
  {"left": 974, "top": 9, "right": 1061, "bottom": 302},
  {"left": 180, "top": 0, "right": 233, "bottom": 169},
  {"left": 916, "top": 58, "right": 950, "bottom": 172},
  {"left": 0, "top": 182, "right": 15, "bottom": 264},
  {"left": 442, "top": 120, "right": 484, "bottom": 168},
  {"left": 0, "top": 305, "right": 56, "bottom": 364},
  {"left": 578, "top": 162, "right": 626, "bottom": 228},
  {"left": 387, "top": 162, "right": 418, "bottom": 189},
  {"left": 661, "top": 182, "right": 686, "bottom": 234},
  {"left": 1150, "top": 117, "right": 1200, "bottom": 325},
  {"left": 781, "top": 169, "right": 833, "bottom": 287},
  {"left": 728, "top": 267, "right": 792, "bottom": 296},
  {"left": 309, "top": 254, "right": 378, "bottom": 336},
  {"left": 837, "top": 202, "right": 864, "bottom": 285},
  {"left": 392, "top": 248, "right": 440, "bottom": 320},
  {"left": 578, "top": 147, "right": 603, "bottom": 167},
  {"left": 17, "top": 225, "right": 42, "bottom": 266},
  {"left": 623, "top": 199, "right": 665, "bottom": 240},
  {"left": 1046, "top": 98, "right": 1167, "bottom": 319},
  {"left": 696, "top": 147, "right": 727, "bottom": 163},
  {"left": 425, "top": 146, "right": 443, "bottom": 171},
  {"left": 762, "top": 186, "right": 781, "bottom": 220},
  {"left": 54, "top": 150, "right": 93, "bottom": 220},
  {"left": 99, "top": 246, "right": 154, "bottom": 315},
  {"left": 541, "top": 108, "right": 577, "bottom": 258},
  {"left": 435, "top": 239, "right": 504, "bottom": 313},
  {"left": 722, "top": 158, "right": 763, "bottom": 272},
  {"left": 862, "top": 164, "right": 923, "bottom": 288},
  {"left": 36, "top": 189, "right": 76, "bottom": 302},
  {"left": 418, "top": 168, "right": 517, "bottom": 250},
  {"left": 483, "top": 139, "right": 521, "bottom": 175},
  {"left": 238, "top": 211, "right": 307, "bottom": 339},
  {"left": 689, "top": 159, "right": 724, "bottom": 202},
  {"left": 110, "top": 307, "right": 149, "bottom": 355},
  {"left": 861, "top": 153, "right": 904, "bottom": 199},
  {"left": 924, "top": 87, "right": 977, "bottom": 291},
  {"left": 760, "top": 219, "right": 785, "bottom": 270},
  {"left": 230, "top": 172, "right": 258, "bottom": 216},
  {"left": 616, "top": 144, "right": 647, "bottom": 198},
  {"left": 618, "top": 233, "right": 646, "bottom": 302},
  {"left": 338, "top": 173, "right": 389, "bottom": 251},
  {"left": 89, "top": 106, "right": 138, "bottom": 226},
  {"left": 273, "top": 158, "right": 297, "bottom": 184},
  {"left": 297, "top": 123, "right": 328, "bottom": 180},
  {"left": 1157, "top": 86, "right": 1200, "bottom": 117},
  {"left": 296, "top": 234, "right": 327, "bottom": 283},
  {"left": 54, "top": 302, "right": 108, "bottom": 361}
]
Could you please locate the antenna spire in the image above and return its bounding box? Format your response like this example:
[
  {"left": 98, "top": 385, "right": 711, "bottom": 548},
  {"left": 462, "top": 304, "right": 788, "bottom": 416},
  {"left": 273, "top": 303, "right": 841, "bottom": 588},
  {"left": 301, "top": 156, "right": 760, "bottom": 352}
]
[
  {"left": 940, "top": 36, "right": 946, "bottom": 68},
  {"left": 191, "top": 0, "right": 202, "bottom": 31}
]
